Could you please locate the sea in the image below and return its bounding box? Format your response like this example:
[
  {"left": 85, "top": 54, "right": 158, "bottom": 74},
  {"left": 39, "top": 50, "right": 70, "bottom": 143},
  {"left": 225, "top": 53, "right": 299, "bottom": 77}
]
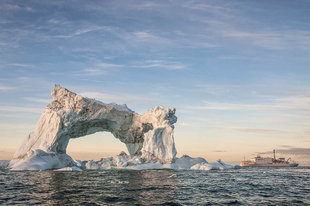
[{"left": 1, "top": 167, "right": 310, "bottom": 205}]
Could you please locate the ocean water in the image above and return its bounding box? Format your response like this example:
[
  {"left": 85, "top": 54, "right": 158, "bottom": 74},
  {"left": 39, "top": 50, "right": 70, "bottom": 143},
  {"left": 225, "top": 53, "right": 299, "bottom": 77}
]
[{"left": 1, "top": 167, "right": 310, "bottom": 205}]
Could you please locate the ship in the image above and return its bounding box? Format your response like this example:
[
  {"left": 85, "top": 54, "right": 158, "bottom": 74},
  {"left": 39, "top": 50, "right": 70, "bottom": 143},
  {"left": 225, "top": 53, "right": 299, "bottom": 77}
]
[{"left": 240, "top": 149, "right": 298, "bottom": 167}]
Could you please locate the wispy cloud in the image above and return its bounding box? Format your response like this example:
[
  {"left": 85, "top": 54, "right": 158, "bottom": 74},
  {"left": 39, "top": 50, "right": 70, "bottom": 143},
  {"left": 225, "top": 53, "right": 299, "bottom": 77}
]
[
  {"left": 260, "top": 147, "right": 310, "bottom": 157},
  {"left": 221, "top": 29, "right": 310, "bottom": 50},
  {"left": 132, "top": 60, "right": 186, "bottom": 70},
  {"left": 0, "top": 85, "right": 15, "bottom": 91},
  {"left": 188, "top": 96, "right": 310, "bottom": 111},
  {"left": 7, "top": 63, "right": 34, "bottom": 68},
  {"left": 0, "top": 2, "right": 35, "bottom": 12},
  {"left": 24, "top": 97, "right": 51, "bottom": 104},
  {"left": 183, "top": 1, "right": 310, "bottom": 51},
  {"left": 0, "top": 123, "right": 35, "bottom": 130},
  {"left": 0, "top": 106, "right": 43, "bottom": 113},
  {"left": 78, "top": 68, "right": 106, "bottom": 76},
  {"left": 75, "top": 62, "right": 124, "bottom": 76},
  {"left": 97, "top": 62, "right": 124, "bottom": 68},
  {"left": 279, "top": 145, "right": 294, "bottom": 149},
  {"left": 212, "top": 150, "right": 226, "bottom": 153},
  {"left": 124, "top": 31, "right": 172, "bottom": 47},
  {"left": 176, "top": 122, "right": 192, "bottom": 127},
  {"left": 54, "top": 26, "right": 114, "bottom": 39},
  {"left": 225, "top": 127, "right": 280, "bottom": 134}
]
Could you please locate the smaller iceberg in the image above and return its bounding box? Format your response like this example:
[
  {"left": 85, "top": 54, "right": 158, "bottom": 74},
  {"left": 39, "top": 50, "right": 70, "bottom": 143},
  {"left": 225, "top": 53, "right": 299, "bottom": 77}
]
[
  {"left": 174, "top": 155, "right": 208, "bottom": 169},
  {"left": 190, "top": 160, "right": 240, "bottom": 171}
]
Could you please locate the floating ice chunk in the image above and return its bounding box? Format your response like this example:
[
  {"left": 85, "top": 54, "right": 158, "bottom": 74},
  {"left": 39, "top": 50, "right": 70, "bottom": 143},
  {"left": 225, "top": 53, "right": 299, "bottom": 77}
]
[
  {"left": 97, "top": 157, "right": 115, "bottom": 169},
  {"left": 85, "top": 160, "right": 99, "bottom": 170},
  {"left": 190, "top": 160, "right": 239, "bottom": 171},
  {"left": 55, "top": 166, "right": 82, "bottom": 171},
  {"left": 174, "top": 155, "right": 208, "bottom": 169},
  {"left": 115, "top": 151, "right": 130, "bottom": 167},
  {"left": 190, "top": 163, "right": 215, "bottom": 170}
]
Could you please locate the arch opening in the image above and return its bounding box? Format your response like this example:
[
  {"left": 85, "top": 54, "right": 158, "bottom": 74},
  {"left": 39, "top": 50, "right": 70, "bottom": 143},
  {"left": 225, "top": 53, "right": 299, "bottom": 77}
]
[{"left": 67, "top": 132, "right": 127, "bottom": 161}]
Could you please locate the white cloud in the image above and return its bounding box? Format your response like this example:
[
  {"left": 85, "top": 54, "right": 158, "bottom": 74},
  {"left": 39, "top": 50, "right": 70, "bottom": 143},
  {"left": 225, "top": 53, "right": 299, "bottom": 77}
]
[
  {"left": 176, "top": 122, "right": 192, "bottom": 127},
  {"left": 133, "top": 32, "right": 157, "bottom": 39},
  {"left": 132, "top": 60, "right": 186, "bottom": 70},
  {"left": 7, "top": 63, "right": 34, "bottom": 68},
  {"left": 53, "top": 26, "right": 114, "bottom": 39},
  {"left": 260, "top": 147, "right": 310, "bottom": 157},
  {"left": 0, "top": 123, "right": 35, "bottom": 130},
  {"left": 24, "top": 97, "right": 51, "bottom": 104},
  {"left": 78, "top": 68, "right": 106, "bottom": 76},
  {"left": 124, "top": 31, "right": 172, "bottom": 47},
  {"left": 0, "top": 2, "right": 35, "bottom": 12},
  {"left": 0, "top": 106, "right": 43, "bottom": 113},
  {"left": 97, "top": 62, "right": 124, "bottom": 68},
  {"left": 0, "top": 85, "right": 14, "bottom": 91},
  {"left": 75, "top": 62, "right": 124, "bottom": 76},
  {"left": 225, "top": 127, "right": 280, "bottom": 134},
  {"left": 188, "top": 96, "right": 310, "bottom": 111}
]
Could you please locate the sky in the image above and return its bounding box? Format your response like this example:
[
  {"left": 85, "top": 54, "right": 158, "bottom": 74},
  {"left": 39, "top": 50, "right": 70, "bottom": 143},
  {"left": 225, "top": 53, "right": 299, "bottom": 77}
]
[{"left": 0, "top": 0, "right": 310, "bottom": 165}]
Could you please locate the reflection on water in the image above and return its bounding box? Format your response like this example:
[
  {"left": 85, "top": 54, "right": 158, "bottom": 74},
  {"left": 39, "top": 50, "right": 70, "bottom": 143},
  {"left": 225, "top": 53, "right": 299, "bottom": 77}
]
[
  {"left": 1, "top": 167, "right": 310, "bottom": 205},
  {"left": 1, "top": 169, "right": 179, "bottom": 205}
]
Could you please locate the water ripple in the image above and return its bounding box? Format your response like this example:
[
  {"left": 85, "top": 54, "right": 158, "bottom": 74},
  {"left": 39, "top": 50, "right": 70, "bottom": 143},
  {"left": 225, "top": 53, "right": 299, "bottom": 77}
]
[{"left": 0, "top": 167, "right": 310, "bottom": 205}]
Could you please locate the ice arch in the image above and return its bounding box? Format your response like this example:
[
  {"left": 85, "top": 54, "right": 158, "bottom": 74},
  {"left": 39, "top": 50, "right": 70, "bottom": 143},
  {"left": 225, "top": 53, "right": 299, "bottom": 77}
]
[{"left": 11, "top": 85, "right": 177, "bottom": 170}]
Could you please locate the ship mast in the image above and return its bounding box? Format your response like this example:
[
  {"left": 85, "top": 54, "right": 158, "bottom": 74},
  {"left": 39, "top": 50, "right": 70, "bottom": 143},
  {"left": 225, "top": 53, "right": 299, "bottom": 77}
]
[{"left": 273, "top": 149, "right": 276, "bottom": 160}]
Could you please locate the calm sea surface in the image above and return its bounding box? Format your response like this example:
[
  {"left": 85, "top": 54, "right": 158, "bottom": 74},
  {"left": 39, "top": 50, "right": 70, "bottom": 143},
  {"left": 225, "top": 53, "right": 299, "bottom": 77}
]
[{"left": 1, "top": 167, "right": 310, "bottom": 205}]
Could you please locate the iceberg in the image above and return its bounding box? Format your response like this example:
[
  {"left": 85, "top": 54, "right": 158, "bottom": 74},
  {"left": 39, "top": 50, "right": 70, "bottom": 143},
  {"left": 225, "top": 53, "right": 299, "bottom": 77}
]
[
  {"left": 9, "top": 85, "right": 239, "bottom": 171},
  {"left": 10, "top": 85, "right": 177, "bottom": 170}
]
